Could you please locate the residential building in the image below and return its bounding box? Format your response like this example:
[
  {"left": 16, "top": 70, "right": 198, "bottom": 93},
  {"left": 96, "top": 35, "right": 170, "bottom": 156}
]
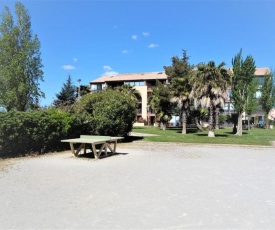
[
  {"left": 90, "top": 72, "right": 167, "bottom": 125},
  {"left": 90, "top": 68, "right": 270, "bottom": 126}
]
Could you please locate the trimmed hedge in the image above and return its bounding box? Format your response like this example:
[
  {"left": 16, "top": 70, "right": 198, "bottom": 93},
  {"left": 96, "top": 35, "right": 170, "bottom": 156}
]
[{"left": 0, "top": 109, "right": 78, "bottom": 157}]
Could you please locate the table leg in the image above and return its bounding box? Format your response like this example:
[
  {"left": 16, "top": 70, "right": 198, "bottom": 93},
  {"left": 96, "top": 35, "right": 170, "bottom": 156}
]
[
  {"left": 97, "top": 143, "right": 106, "bottom": 158},
  {"left": 83, "top": 144, "right": 86, "bottom": 154},
  {"left": 91, "top": 143, "right": 99, "bottom": 159},
  {"left": 106, "top": 143, "right": 115, "bottom": 154},
  {"left": 69, "top": 143, "right": 76, "bottom": 156},
  {"left": 114, "top": 140, "right": 117, "bottom": 153},
  {"left": 69, "top": 143, "right": 84, "bottom": 156}
]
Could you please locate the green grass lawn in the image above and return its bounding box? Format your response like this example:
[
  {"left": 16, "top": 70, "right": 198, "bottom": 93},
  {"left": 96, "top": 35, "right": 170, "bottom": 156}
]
[{"left": 132, "top": 126, "right": 275, "bottom": 146}]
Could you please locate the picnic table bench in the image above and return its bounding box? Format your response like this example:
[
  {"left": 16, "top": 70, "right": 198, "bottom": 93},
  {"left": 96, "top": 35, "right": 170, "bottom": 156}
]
[{"left": 61, "top": 135, "right": 124, "bottom": 159}]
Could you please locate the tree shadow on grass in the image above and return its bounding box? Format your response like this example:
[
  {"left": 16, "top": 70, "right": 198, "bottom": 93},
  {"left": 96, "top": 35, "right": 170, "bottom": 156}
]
[
  {"left": 176, "top": 128, "right": 203, "bottom": 134},
  {"left": 224, "top": 131, "right": 249, "bottom": 135},
  {"left": 167, "top": 127, "right": 182, "bottom": 131}
]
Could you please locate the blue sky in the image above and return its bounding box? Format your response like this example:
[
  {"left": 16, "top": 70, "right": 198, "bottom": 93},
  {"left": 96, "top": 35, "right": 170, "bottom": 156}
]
[{"left": 1, "top": 0, "right": 275, "bottom": 106}]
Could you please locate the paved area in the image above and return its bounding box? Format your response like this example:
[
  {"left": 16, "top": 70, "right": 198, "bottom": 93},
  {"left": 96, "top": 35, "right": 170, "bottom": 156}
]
[{"left": 0, "top": 142, "right": 275, "bottom": 229}]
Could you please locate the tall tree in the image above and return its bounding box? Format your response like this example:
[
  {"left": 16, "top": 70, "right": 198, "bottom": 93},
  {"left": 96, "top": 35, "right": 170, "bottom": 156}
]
[
  {"left": 79, "top": 85, "right": 91, "bottom": 97},
  {"left": 148, "top": 80, "right": 173, "bottom": 130},
  {"left": 53, "top": 75, "right": 76, "bottom": 107},
  {"left": 260, "top": 71, "right": 275, "bottom": 129},
  {"left": 245, "top": 78, "right": 259, "bottom": 130},
  {"left": 164, "top": 50, "right": 193, "bottom": 134},
  {"left": 231, "top": 49, "right": 256, "bottom": 136},
  {"left": 190, "top": 61, "right": 231, "bottom": 137},
  {"left": 0, "top": 2, "right": 44, "bottom": 111}
]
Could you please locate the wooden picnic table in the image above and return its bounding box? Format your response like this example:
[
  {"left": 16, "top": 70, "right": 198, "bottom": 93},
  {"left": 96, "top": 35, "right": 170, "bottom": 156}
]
[{"left": 61, "top": 135, "right": 124, "bottom": 159}]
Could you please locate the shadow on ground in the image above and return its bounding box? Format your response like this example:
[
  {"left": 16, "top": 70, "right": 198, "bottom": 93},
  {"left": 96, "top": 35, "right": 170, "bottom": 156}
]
[
  {"left": 77, "top": 151, "right": 129, "bottom": 159},
  {"left": 123, "top": 136, "right": 144, "bottom": 142}
]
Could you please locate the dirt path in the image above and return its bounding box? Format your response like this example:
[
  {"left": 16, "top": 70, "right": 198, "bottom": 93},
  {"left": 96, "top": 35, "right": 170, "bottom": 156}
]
[{"left": 1, "top": 142, "right": 275, "bottom": 229}]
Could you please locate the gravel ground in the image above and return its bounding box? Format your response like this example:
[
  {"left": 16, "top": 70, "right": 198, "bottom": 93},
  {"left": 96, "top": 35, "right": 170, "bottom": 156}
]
[{"left": 0, "top": 141, "right": 275, "bottom": 229}]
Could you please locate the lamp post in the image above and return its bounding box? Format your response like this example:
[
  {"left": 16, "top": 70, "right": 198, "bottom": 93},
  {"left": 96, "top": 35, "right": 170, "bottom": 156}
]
[{"left": 77, "top": 79, "right": 81, "bottom": 100}]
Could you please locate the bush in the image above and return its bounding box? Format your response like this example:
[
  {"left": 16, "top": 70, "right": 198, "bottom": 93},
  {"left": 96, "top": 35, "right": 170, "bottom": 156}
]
[
  {"left": 0, "top": 109, "right": 77, "bottom": 157},
  {"left": 74, "top": 89, "right": 137, "bottom": 136},
  {"left": 0, "top": 89, "right": 138, "bottom": 157},
  {"left": 219, "top": 114, "right": 226, "bottom": 126}
]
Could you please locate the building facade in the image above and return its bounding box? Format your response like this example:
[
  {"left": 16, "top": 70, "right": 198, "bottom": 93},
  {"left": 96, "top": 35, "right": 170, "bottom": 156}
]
[
  {"left": 90, "top": 72, "right": 167, "bottom": 125},
  {"left": 90, "top": 68, "right": 270, "bottom": 126}
]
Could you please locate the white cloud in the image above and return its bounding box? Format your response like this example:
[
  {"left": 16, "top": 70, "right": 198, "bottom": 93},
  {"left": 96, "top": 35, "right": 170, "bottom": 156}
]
[
  {"left": 103, "top": 65, "right": 112, "bottom": 71},
  {"left": 142, "top": 32, "right": 150, "bottom": 37},
  {"left": 131, "top": 35, "right": 138, "bottom": 40},
  {"left": 102, "top": 66, "right": 119, "bottom": 76},
  {"left": 148, "top": 43, "right": 159, "bottom": 48},
  {"left": 103, "top": 71, "right": 119, "bottom": 76},
  {"left": 73, "top": 58, "right": 78, "bottom": 62},
  {"left": 122, "top": 49, "right": 128, "bottom": 54},
  {"left": 62, "top": 65, "right": 76, "bottom": 70}
]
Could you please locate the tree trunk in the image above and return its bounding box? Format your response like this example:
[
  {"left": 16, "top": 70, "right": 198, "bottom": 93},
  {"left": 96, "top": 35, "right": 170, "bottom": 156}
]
[
  {"left": 266, "top": 118, "right": 269, "bottom": 129},
  {"left": 247, "top": 115, "right": 251, "bottom": 130},
  {"left": 215, "top": 107, "right": 219, "bottom": 129},
  {"left": 195, "top": 117, "right": 203, "bottom": 131},
  {"left": 162, "top": 121, "right": 167, "bottom": 130},
  {"left": 182, "top": 109, "right": 187, "bottom": 134},
  {"left": 235, "top": 112, "right": 243, "bottom": 136},
  {"left": 208, "top": 102, "right": 215, "bottom": 137}
]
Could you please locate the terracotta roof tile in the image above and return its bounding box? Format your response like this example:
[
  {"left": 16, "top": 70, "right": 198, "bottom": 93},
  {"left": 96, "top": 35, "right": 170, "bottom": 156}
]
[
  {"left": 254, "top": 67, "right": 270, "bottom": 75},
  {"left": 227, "top": 67, "right": 270, "bottom": 76},
  {"left": 91, "top": 68, "right": 270, "bottom": 84},
  {"left": 91, "top": 72, "right": 167, "bottom": 83}
]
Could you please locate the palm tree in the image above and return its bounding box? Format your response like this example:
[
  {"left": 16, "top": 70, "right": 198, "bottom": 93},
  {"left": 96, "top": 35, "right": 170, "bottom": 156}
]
[
  {"left": 190, "top": 61, "right": 231, "bottom": 137},
  {"left": 164, "top": 50, "right": 193, "bottom": 134},
  {"left": 115, "top": 84, "right": 140, "bottom": 99}
]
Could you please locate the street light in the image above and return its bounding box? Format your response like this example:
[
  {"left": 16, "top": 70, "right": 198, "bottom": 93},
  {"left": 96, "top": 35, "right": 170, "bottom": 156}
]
[{"left": 77, "top": 79, "right": 81, "bottom": 99}]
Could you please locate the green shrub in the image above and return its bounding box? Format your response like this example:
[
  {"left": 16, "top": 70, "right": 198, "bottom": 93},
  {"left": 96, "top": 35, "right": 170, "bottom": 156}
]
[
  {"left": 0, "top": 109, "right": 77, "bottom": 157},
  {"left": 0, "top": 89, "right": 137, "bottom": 157},
  {"left": 74, "top": 89, "right": 137, "bottom": 136},
  {"left": 219, "top": 114, "right": 226, "bottom": 126}
]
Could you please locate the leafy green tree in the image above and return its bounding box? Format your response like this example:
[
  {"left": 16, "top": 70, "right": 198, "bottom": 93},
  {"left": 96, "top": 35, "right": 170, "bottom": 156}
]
[
  {"left": 53, "top": 75, "right": 76, "bottom": 107},
  {"left": 79, "top": 85, "right": 91, "bottom": 97},
  {"left": 164, "top": 50, "right": 193, "bottom": 134},
  {"left": 260, "top": 71, "right": 275, "bottom": 129},
  {"left": 73, "top": 89, "right": 137, "bottom": 136},
  {"left": 231, "top": 49, "right": 256, "bottom": 136},
  {"left": 115, "top": 84, "right": 140, "bottom": 102},
  {"left": 245, "top": 78, "right": 259, "bottom": 130},
  {"left": 190, "top": 61, "right": 231, "bottom": 137},
  {"left": 148, "top": 80, "right": 173, "bottom": 130},
  {"left": 0, "top": 2, "right": 44, "bottom": 111}
]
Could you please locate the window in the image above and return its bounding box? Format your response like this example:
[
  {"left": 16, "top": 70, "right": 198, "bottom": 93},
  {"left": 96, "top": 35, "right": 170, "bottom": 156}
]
[
  {"left": 258, "top": 76, "right": 264, "bottom": 85},
  {"left": 91, "top": 84, "right": 103, "bottom": 91},
  {"left": 230, "top": 103, "right": 235, "bottom": 111},
  {"left": 124, "top": 81, "right": 144, "bottom": 86}
]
